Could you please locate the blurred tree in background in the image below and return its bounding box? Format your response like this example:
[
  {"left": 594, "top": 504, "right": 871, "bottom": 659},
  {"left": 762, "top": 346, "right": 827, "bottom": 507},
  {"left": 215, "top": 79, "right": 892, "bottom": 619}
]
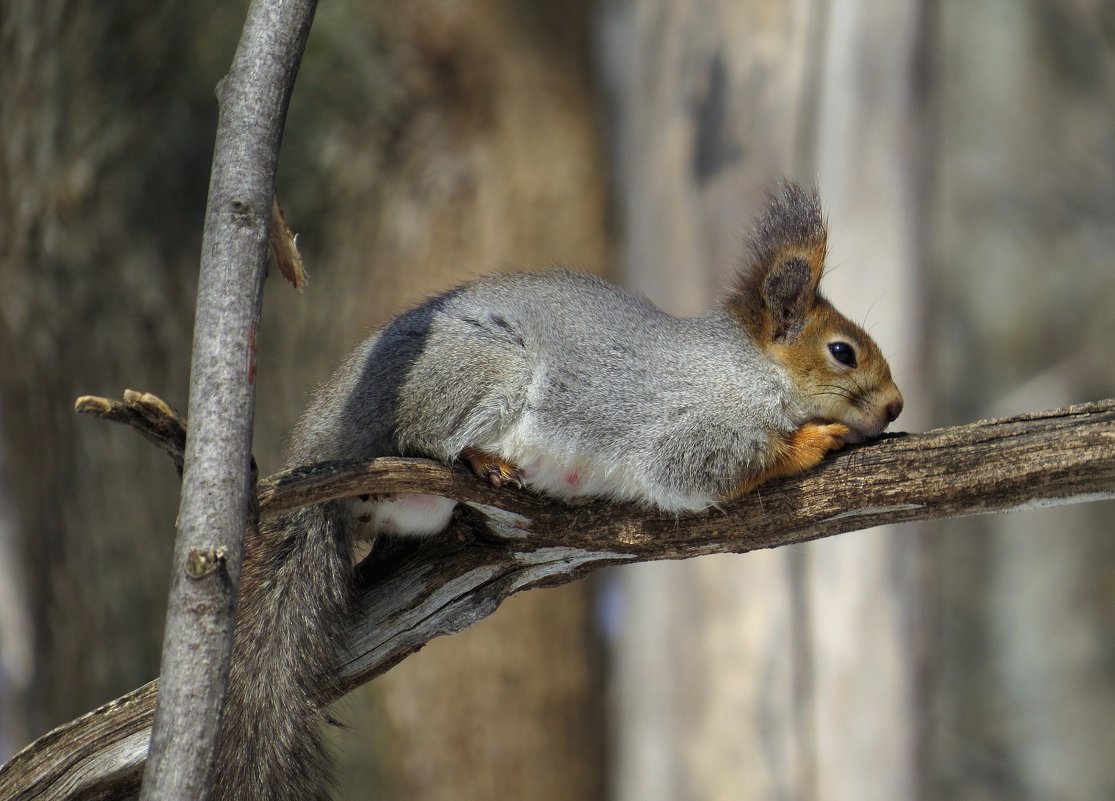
[
  {"left": 0, "top": 0, "right": 230, "bottom": 755},
  {"left": 928, "top": 1, "right": 1115, "bottom": 798},
  {"left": 1, "top": 1, "right": 1113, "bottom": 800}
]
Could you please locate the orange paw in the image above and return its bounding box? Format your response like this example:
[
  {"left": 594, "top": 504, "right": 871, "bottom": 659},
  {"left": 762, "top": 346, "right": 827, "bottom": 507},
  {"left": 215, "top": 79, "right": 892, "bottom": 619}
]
[
  {"left": 803, "top": 421, "right": 850, "bottom": 458},
  {"left": 782, "top": 421, "right": 849, "bottom": 472},
  {"left": 461, "top": 448, "right": 525, "bottom": 489},
  {"left": 728, "top": 421, "right": 850, "bottom": 497}
]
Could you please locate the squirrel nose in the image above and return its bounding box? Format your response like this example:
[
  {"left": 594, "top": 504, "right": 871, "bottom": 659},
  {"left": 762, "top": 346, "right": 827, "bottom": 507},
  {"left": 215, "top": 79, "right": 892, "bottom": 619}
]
[{"left": 884, "top": 396, "right": 904, "bottom": 424}]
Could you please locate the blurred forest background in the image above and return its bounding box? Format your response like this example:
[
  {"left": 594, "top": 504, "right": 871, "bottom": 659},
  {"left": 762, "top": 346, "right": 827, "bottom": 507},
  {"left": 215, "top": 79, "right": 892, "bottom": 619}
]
[{"left": 2, "top": 1, "right": 1114, "bottom": 800}]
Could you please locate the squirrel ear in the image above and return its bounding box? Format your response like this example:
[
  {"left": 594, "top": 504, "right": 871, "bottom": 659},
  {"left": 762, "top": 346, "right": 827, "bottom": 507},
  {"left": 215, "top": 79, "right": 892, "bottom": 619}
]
[{"left": 761, "top": 256, "right": 813, "bottom": 342}]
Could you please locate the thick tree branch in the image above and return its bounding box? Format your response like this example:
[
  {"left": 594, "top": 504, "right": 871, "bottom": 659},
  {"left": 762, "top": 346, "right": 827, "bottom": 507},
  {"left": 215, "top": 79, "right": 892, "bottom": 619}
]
[{"left": 3, "top": 399, "right": 1113, "bottom": 800}]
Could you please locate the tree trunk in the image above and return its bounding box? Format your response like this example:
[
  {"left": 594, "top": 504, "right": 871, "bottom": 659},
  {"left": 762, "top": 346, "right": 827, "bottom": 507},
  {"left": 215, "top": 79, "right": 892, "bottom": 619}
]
[
  {"left": 927, "top": 1, "right": 1115, "bottom": 798},
  {"left": 807, "top": 1, "right": 931, "bottom": 798},
  {"left": 602, "top": 3, "right": 820, "bottom": 798},
  {"left": 0, "top": 0, "right": 224, "bottom": 752}
]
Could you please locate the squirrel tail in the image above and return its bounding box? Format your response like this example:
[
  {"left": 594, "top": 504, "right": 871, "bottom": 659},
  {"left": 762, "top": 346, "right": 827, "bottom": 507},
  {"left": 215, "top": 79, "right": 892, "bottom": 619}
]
[{"left": 211, "top": 502, "right": 353, "bottom": 801}]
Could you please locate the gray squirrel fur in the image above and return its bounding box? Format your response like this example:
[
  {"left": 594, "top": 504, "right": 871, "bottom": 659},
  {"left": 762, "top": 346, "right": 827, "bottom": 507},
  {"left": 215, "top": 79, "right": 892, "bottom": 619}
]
[{"left": 209, "top": 182, "right": 903, "bottom": 800}]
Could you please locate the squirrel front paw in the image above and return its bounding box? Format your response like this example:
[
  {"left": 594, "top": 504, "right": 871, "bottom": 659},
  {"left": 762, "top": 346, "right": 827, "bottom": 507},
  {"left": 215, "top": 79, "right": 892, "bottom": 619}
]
[
  {"left": 805, "top": 421, "right": 850, "bottom": 456},
  {"left": 461, "top": 447, "right": 525, "bottom": 489},
  {"left": 785, "top": 421, "right": 850, "bottom": 471},
  {"left": 728, "top": 421, "right": 851, "bottom": 497}
]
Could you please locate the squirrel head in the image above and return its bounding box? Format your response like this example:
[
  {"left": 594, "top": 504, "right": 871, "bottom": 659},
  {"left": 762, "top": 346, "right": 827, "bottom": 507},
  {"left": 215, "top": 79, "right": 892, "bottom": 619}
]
[{"left": 728, "top": 182, "right": 904, "bottom": 442}]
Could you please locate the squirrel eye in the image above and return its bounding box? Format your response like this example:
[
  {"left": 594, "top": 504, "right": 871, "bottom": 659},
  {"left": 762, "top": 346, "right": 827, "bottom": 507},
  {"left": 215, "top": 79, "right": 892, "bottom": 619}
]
[{"left": 828, "top": 341, "right": 857, "bottom": 368}]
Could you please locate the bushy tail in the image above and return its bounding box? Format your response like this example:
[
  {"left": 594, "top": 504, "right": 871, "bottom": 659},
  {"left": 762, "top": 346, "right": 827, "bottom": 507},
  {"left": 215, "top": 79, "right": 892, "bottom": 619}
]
[{"left": 211, "top": 502, "right": 353, "bottom": 801}]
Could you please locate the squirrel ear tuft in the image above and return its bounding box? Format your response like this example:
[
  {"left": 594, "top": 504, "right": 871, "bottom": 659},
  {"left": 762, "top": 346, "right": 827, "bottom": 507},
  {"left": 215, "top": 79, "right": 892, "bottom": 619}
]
[
  {"left": 727, "top": 181, "right": 828, "bottom": 344},
  {"left": 750, "top": 181, "right": 827, "bottom": 287}
]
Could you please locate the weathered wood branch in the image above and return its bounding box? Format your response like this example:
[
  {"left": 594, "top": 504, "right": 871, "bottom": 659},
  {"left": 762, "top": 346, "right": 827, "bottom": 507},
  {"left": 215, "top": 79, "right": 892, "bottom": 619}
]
[{"left": 3, "top": 399, "right": 1113, "bottom": 800}]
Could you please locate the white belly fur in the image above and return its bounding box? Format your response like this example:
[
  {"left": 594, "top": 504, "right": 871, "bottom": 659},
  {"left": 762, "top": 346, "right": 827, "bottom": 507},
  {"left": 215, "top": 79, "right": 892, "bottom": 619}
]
[
  {"left": 348, "top": 414, "right": 717, "bottom": 539},
  {"left": 483, "top": 416, "right": 715, "bottom": 514}
]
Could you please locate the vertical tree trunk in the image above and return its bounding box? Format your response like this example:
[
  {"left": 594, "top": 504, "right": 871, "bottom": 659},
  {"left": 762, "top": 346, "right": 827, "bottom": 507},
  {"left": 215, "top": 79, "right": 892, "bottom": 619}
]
[
  {"left": 603, "top": 3, "right": 822, "bottom": 799},
  {"left": 0, "top": 0, "right": 227, "bottom": 751},
  {"left": 927, "top": 1, "right": 1115, "bottom": 798},
  {"left": 807, "top": 1, "right": 930, "bottom": 798}
]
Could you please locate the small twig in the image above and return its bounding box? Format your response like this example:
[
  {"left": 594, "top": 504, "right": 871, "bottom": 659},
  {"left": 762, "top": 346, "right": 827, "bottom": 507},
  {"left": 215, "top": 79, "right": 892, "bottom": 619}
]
[
  {"left": 269, "top": 194, "right": 307, "bottom": 289},
  {"left": 76, "top": 391, "right": 187, "bottom": 474}
]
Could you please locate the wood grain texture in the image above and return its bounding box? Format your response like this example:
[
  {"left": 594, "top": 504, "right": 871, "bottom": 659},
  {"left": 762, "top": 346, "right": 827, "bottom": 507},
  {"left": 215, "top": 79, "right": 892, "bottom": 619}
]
[{"left": 2, "top": 399, "right": 1112, "bottom": 801}]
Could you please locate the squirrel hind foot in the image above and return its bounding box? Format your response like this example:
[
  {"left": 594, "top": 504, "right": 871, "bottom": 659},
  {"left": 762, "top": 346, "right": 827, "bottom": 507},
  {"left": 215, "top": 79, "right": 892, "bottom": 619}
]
[{"left": 461, "top": 447, "right": 525, "bottom": 489}]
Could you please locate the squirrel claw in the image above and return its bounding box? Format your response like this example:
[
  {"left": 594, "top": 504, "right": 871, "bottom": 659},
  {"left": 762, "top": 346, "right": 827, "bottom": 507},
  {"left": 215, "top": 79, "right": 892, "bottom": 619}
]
[{"left": 461, "top": 448, "right": 525, "bottom": 489}]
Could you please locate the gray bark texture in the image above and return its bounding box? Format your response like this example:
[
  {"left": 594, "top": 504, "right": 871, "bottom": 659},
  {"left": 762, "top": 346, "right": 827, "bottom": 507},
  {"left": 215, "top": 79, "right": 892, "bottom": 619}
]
[
  {"left": 1, "top": 398, "right": 1113, "bottom": 801},
  {"left": 138, "top": 2, "right": 317, "bottom": 800}
]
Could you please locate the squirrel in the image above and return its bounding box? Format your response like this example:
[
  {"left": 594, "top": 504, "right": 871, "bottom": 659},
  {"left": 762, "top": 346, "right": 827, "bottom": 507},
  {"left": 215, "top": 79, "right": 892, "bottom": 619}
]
[{"left": 210, "top": 182, "right": 903, "bottom": 801}]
